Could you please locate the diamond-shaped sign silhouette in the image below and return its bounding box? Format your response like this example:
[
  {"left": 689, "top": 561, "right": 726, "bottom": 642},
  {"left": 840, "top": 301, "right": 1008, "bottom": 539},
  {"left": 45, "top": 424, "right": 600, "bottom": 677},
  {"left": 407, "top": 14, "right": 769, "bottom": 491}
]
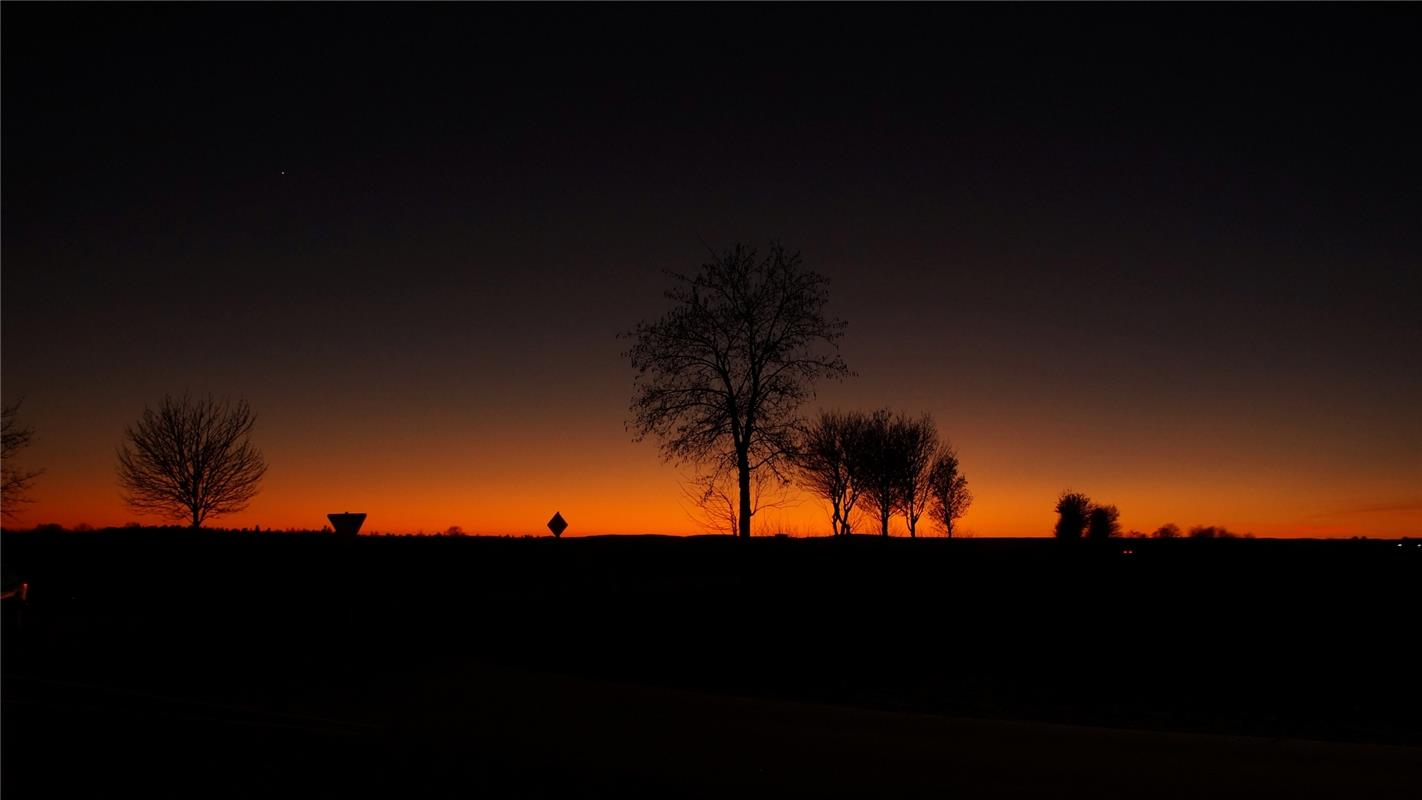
[{"left": 547, "top": 511, "right": 568, "bottom": 538}]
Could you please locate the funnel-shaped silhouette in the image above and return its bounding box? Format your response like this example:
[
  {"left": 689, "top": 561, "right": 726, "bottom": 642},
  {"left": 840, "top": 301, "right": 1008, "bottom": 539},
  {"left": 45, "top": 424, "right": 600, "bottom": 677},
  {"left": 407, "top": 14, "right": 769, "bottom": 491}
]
[{"left": 328, "top": 512, "right": 366, "bottom": 536}]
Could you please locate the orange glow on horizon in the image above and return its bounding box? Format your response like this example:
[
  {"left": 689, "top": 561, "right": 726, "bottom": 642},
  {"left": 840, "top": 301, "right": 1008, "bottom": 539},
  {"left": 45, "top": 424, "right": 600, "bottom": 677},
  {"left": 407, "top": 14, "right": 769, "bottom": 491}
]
[
  {"left": 6, "top": 368, "right": 1418, "bottom": 540},
  {"left": 13, "top": 443, "right": 1420, "bottom": 539}
]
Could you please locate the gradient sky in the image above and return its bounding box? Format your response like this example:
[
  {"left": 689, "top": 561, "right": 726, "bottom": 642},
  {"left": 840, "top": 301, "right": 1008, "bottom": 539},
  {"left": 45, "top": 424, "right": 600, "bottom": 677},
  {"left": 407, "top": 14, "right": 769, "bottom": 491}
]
[{"left": 3, "top": 5, "right": 1419, "bottom": 537}]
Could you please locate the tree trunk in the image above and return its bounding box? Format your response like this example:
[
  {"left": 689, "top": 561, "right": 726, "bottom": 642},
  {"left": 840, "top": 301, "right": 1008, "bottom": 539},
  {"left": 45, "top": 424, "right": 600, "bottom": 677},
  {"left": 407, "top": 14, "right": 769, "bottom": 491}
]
[
  {"left": 736, "top": 449, "right": 752, "bottom": 539},
  {"left": 880, "top": 507, "right": 890, "bottom": 537},
  {"left": 191, "top": 508, "right": 201, "bottom": 529}
]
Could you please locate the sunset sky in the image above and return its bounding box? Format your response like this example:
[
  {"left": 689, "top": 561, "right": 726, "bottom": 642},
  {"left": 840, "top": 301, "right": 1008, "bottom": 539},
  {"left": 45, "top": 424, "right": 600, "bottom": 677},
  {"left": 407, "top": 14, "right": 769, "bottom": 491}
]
[{"left": 3, "top": 5, "right": 1418, "bottom": 537}]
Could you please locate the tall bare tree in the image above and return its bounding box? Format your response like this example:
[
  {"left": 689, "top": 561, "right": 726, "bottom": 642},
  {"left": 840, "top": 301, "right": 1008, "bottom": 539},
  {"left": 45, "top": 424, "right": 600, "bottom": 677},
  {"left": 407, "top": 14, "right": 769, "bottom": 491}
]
[
  {"left": 894, "top": 414, "right": 939, "bottom": 538},
  {"left": 117, "top": 395, "right": 268, "bottom": 528},
  {"left": 626, "top": 242, "right": 850, "bottom": 538},
  {"left": 927, "top": 447, "right": 972, "bottom": 537},
  {"left": 794, "top": 410, "right": 866, "bottom": 535},
  {"left": 2, "top": 400, "right": 43, "bottom": 519}
]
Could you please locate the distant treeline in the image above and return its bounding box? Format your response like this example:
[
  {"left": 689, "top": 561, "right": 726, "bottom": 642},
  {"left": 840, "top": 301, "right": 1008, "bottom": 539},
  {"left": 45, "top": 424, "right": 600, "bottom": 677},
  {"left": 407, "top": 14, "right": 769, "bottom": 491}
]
[
  {"left": 0, "top": 523, "right": 1316, "bottom": 540},
  {"left": 1052, "top": 491, "right": 1255, "bottom": 540},
  {"left": 1145, "top": 523, "right": 1253, "bottom": 539}
]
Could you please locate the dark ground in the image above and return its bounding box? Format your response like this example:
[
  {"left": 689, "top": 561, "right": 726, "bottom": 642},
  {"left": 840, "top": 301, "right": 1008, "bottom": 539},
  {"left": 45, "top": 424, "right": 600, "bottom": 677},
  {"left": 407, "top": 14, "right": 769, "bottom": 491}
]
[{"left": 2, "top": 531, "right": 1419, "bottom": 797}]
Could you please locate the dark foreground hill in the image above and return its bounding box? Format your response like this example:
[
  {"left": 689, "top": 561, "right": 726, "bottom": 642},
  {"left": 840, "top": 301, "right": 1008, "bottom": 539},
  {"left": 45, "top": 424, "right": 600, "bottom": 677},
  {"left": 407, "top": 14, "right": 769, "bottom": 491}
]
[{"left": 3, "top": 531, "right": 1419, "bottom": 797}]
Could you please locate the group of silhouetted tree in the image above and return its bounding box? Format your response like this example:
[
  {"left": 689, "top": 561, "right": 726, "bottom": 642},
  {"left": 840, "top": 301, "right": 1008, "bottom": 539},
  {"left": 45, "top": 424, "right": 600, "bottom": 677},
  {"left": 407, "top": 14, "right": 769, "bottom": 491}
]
[
  {"left": 1057, "top": 516, "right": 1252, "bottom": 540},
  {"left": 624, "top": 240, "right": 981, "bottom": 538},
  {"left": 1053, "top": 491, "right": 1120, "bottom": 540},
  {"left": 796, "top": 409, "right": 971, "bottom": 537},
  {"left": 1184, "top": 524, "right": 1245, "bottom": 539}
]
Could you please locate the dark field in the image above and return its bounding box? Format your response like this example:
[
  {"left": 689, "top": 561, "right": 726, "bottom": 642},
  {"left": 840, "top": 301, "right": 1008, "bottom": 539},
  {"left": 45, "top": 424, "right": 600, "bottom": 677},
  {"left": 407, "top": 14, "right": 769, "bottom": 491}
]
[{"left": 3, "top": 531, "right": 1419, "bottom": 797}]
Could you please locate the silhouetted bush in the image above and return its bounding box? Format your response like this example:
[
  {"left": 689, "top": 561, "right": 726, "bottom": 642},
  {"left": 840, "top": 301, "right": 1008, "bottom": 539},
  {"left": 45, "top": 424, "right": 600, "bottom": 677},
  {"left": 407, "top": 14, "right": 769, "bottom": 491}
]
[
  {"left": 1087, "top": 504, "right": 1121, "bottom": 540},
  {"left": 1054, "top": 492, "right": 1091, "bottom": 539},
  {"left": 1189, "top": 525, "right": 1239, "bottom": 539},
  {"left": 1152, "top": 523, "right": 1181, "bottom": 539}
]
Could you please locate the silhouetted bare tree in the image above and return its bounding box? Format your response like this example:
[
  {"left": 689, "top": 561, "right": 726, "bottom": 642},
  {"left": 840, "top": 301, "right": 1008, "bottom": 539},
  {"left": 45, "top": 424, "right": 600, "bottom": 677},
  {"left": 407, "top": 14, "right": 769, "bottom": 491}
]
[
  {"left": 847, "top": 409, "right": 903, "bottom": 537},
  {"left": 795, "top": 410, "right": 866, "bottom": 535},
  {"left": 1054, "top": 491, "right": 1092, "bottom": 539},
  {"left": 116, "top": 395, "right": 268, "bottom": 529},
  {"left": 626, "top": 242, "right": 850, "bottom": 538},
  {"left": 927, "top": 448, "right": 972, "bottom": 537},
  {"left": 1152, "top": 523, "right": 1181, "bottom": 539},
  {"left": 1086, "top": 504, "right": 1121, "bottom": 540},
  {"left": 895, "top": 414, "right": 939, "bottom": 538},
  {"left": 2, "top": 400, "right": 43, "bottom": 519}
]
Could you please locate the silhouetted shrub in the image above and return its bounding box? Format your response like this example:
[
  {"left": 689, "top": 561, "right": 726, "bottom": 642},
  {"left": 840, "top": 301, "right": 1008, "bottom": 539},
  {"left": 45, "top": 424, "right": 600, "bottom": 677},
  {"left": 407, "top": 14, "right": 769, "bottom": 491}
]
[
  {"left": 1188, "top": 525, "right": 1239, "bottom": 539},
  {"left": 1087, "top": 504, "right": 1121, "bottom": 540},
  {"left": 1054, "top": 492, "right": 1091, "bottom": 539},
  {"left": 1152, "top": 523, "right": 1181, "bottom": 539}
]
